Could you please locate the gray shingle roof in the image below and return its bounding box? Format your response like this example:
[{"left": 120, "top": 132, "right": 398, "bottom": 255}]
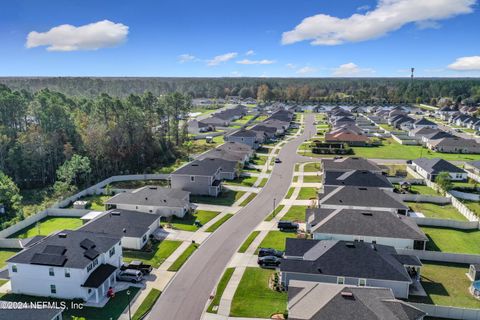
[
  {"left": 281, "top": 239, "right": 414, "bottom": 282},
  {"left": 323, "top": 170, "right": 393, "bottom": 189},
  {"left": 412, "top": 158, "right": 465, "bottom": 174},
  {"left": 8, "top": 230, "right": 120, "bottom": 269},
  {"left": 105, "top": 186, "right": 189, "bottom": 208},
  {"left": 414, "top": 118, "right": 436, "bottom": 126},
  {"left": 79, "top": 209, "right": 159, "bottom": 238},
  {"left": 0, "top": 307, "right": 63, "bottom": 320},
  {"left": 228, "top": 129, "right": 258, "bottom": 138},
  {"left": 172, "top": 158, "right": 236, "bottom": 176},
  {"left": 322, "top": 157, "right": 383, "bottom": 172},
  {"left": 288, "top": 281, "right": 425, "bottom": 320}
]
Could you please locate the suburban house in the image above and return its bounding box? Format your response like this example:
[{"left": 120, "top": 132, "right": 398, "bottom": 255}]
[
  {"left": 465, "top": 161, "right": 480, "bottom": 176},
  {"left": 199, "top": 141, "right": 254, "bottom": 164},
  {"left": 321, "top": 157, "right": 384, "bottom": 174},
  {"left": 426, "top": 136, "right": 480, "bottom": 154},
  {"left": 187, "top": 119, "right": 214, "bottom": 134},
  {"left": 281, "top": 239, "right": 421, "bottom": 299},
  {"left": 250, "top": 124, "right": 277, "bottom": 140},
  {"left": 436, "top": 105, "right": 458, "bottom": 120},
  {"left": 225, "top": 129, "right": 260, "bottom": 149},
  {"left": 200, "top": 116, "right": 230, "bottom": 127},
  {"left": 411, "top": 158, "right": 467, "bottom": 181},
  {"left": 170, "top": 158, "right": 226, "bottom": 196},
  {"left": 262, "top": 119, "right": 290, "bottom": 135},
  {"left": 287, "top": 281, "right": 426, "bottom": 320},
  {"left": 332, "top": 116, "right": 356, "bottom": 127},
  {"left": 389, "top": 115, "right": 414, "bottom": 130},
  {"left": 322, "top": 170, "right": 393, "bottom": 191},
  {"left": 7, "top": 230, "right": 123, "bottom": 304},
  {"left": 318, "top": 186, "right": 409, "bottom": 215},
  {"left": 409, "top": 127, "right": 441, "bottom": 139},
  {"left": 79, "top": 209, "right": 160, "bottom": 250},
  {"left": 105, "top": 186, "right": 191, "bottom": 218},
  {"left": 0, "top": 308, "right": 64, "bottom": 320},
  {"left": 412, "top": 118, "right": 437, "bottom": 129},
  {"left": 420, "top": 130, "right": 453, "bottom": 144},
  {"left": 324, "top": 130, "right": 370, "bottom": 146},
  {"left": 306, "top": 208, "right": 428, "bottom": 250}
]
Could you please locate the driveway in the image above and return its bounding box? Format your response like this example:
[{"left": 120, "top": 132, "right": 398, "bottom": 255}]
[{"left": 147, "top": 114, "right": 316, "bottom": 320}]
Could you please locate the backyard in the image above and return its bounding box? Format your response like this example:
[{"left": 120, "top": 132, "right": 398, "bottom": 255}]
[
  {"left": 66, "top": 194, "right": 110, "bottom": 211},
  {"left": 422, "top": 226, "right": 480, "bottom": 254},
  {"left": 0, "top": 249, "right": 20, "bottom": 268},
  {"left": 230, "top": 267, "right": 287, "bottom": 318},
  {"left": 123, "top": 239, "right": 182, "bottom": 268},
  {"left": 164, "top": 210, "right": 220, "bottom": 231},
  {"left": 406, "top": 202, "right": 467, "bottom": 221},
  {"left": 8, "top": 216, "right": 83, "bottom": 239},
  {"left": 256, "top": 231, "right": 297, "bottom": 253}
]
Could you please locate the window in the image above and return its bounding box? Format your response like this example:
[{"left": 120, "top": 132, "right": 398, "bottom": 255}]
[
  {"left": 64, "top": 268, "right": 70, "bottom": 278},
  {"left": 50, "top": 284, "right": 56, "bottom": 294},
  {"left": 49, "top": 268, "right": 55, "bottom": 276},
  {"left": 190, "top": 176, "right": 195, "bottom": 182},
  {"left": 12, "top": 265, "right": 17, "bottom": 273},
  {"left": 358, "top": 279, "right": 367, "bottom": 287},
  {"left": 109, "top": 247, "right": 115, "bottom": 257},
  {"left": 337, "top": 277, "right": 345, "bottom": 285}
]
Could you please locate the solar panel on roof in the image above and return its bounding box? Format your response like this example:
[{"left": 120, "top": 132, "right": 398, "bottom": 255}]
[
  {"left": 43, "top": 245, "right": 66, "bottom": 255},
  {"left": 80, "top": 239, "right": 96, "bottom": 250},
  {"left": 84, "top": 248, "right": 99, "bottom": 260},
  {"left": 31, "top": 253, "right": 67, "bottom": 266}
]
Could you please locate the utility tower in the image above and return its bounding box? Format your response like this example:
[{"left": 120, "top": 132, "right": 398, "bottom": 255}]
[{"left": 411, "top": 67, "right": 415, "bottom": 81}]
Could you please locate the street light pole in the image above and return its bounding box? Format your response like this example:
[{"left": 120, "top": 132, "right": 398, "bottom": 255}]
[
  {"left": 273, "top": 197, "right": 276, "bottom": 218},
  {"left": 127, "top": 290, "right": 131, "bottom": 320}
]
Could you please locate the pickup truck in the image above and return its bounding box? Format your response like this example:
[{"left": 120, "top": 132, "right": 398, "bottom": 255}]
[{"left": 120, "top": 260, "right": 153, "bottom": 275}]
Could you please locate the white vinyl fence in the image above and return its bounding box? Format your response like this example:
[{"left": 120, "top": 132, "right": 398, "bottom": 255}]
[
  {"left": 412, "top": 217, "right": 479, "bottom": 230},
  {"left": 397, "top": 249, "right": 480, "bottom": 264},
  {"left": 412, "top": 303, "right": 480, "bottom": 320}
]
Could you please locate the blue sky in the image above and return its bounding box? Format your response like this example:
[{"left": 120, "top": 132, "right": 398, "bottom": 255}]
[{"left": 1, "top": 0, "right": 480, "bottom": 77}]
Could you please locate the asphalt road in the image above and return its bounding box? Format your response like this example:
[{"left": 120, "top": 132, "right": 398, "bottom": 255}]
[{"left": 148, "top": 114, "right": 316, "bottom": 320}]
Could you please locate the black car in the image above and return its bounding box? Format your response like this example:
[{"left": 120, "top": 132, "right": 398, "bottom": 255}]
[
  {"left": 257, "top": 255, "right": 281, "bottom": 267},
  {"left": 258, "top": 248, "right": 283, "bottom": 258},
  {"left": 275, "top": 158, "right": 282, "bottom": 163},
  {"left": 277, "top": 220, "right": 299, "bottom": 231},
  {"left": 120, "top": 260, "right": 153, "bottom": 275}
]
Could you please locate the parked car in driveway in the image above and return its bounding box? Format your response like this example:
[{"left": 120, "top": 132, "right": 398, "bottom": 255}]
[
  {"left": 258, "top": 248, "right": 283, "bottom": 258},
  {"left": 277, "top": 220, "right": 299, "bottom": 231},
  {"left": 121, "top": 260, "right": 153, "bottom": 275},
  {"left": 117, "top": 269, "right": 143, "bottom": 283},
  {"left": 257, "top": 255, "right": 281, "bottom": 267}
]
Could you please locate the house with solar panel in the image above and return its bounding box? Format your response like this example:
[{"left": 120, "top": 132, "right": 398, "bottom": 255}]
[{"left": 7, "top": 229, "right": 122, "bottom": 304}]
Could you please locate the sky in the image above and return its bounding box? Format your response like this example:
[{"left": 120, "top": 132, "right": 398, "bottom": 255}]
[{"left": 1, "top": 0, "right": 480, "bottom": 77}]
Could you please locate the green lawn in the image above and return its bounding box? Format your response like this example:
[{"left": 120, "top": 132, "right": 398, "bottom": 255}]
[
  {"left": 238, "top": 231, "right": 261, "bottom": 253},
  {"left": 224, "top": 176, "right": 258, "bottom": 187},
  {"left": 409, "top": 262, "right": 479, "bottom": 308},
  {"left": 110, "top": 179, "right": 168, "bottom": 189},
  {"left": 406, "top": 202, "right": 467, "bottom": 221},
  {"left": 256, "top": 231, "right": 297, "bottom": 253},
  {"left": 265, "top": 205, "right": 285, "bottom": 221},
  {"left": 206, "top": 214, "right": 233, "bottom": 232},
  {"left": 0, "top": 249, "right": 20, "bottom": 268},
  {"left": 285, "top": 187, "right": 295, "bottom": 199},
  {"left": 167, "top": 243, "right": 198, "bottom": 271},
  {"left": 351, "top": 138, "right": 480, "bottom": 161},
  {"left": 9, "top": 217, "right": 83, "bottom": 239},
  {"left": 460, "top": 200, "right": 480, "bottom": 216},
  {"left": 302, "top": 175, "right": 322, "bottom": 183},
  {"left": 67, "top": 194, "right": 110, "bottom": 211},
  {"left": 257, "top": 178, "right": 267, "bottom": 187},
  {"left": 281, "top": 206, "right": 308, "bottom": 222},
  {"left": 207, "top": 268, "right": 235, "bottom": 313},
  {"left": 230, "top": 267, "right": 287, "bottom": 318},
  {"left": 239, "top": 193, "right": 256, "bottom": 206},
  {"left": 408, "top": 185, "right": 440, "bottom": 196},
  {"left": 191, "top": 190, "right": 246, "bottom": 206},
  {"left": 132, "top": 289, "right": 162, "bottom": 320},
  {"left": 303, "top": 163, "right": 321, "bottom": 172},
  {"left": 165, "top": 210, "right": 219, "bottom": 231},
  {"left": 296, "top": 187, "right": 318, "bottom": 200},
  {"left": 123, "top": 240, "right": 182, "bottom": 268},
  {"left": 422, "top": 226, "right": 480, "bottom": 254},
  {"left": 252, "top": 155, "right": 268, "bottom": 166}
]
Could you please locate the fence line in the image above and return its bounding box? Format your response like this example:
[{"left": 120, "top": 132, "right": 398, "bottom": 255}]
[
  {"left": 411, "top": 217, "right": 479, "bottom": 230},
  {"left": 411, "top": 303, "right": 480, "bottom": 320},
  {"left": 397, "top": 248, "right": 480, "bottom": 264}
]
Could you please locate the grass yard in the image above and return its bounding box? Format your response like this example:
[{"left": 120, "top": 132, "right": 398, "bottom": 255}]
[
  {"left": 110, "top": 179, "right": 168, "bottom": 189},
  {"left": 0, "top": 249, "right": 20, "bottom": 268},
  {"left": 302, "top": 175, "right": 322, "bottom": 183},
  {"left": 265, "top": 205, "right": 285, "bottom": 221},
  {"left": 207, "top": 268, "right": 235, "bottom": 313},
  {"left": 408, "top": 185, "right": 440, "bottom": 196},
  {"left": 9, "top": 217, "right": 82, "bottom": 239},
  {"left": 422, "top": 226, "right": 480, "bottom": 254},
  {"left": 252, "top": 155, "right": 268, "bottom": 166},
  {"left": 461, "top": 200, "right": 480, "bottom": 216},
  {"left": 296, "top": 187, "right": 318, "bottom": 200},
  {"left": 239, "top": 193, "right": 256, "bottom": 206},
  {"left": 123, "top": 240, "right": 182, "bottom": 268},
  {"left": 409, "top": 262, "right": 478, "bottom": 308},
  {"left": 191, "top": 190, "right": 246, "bottom": 206},
  {"left": 285, "top": 187, "right": 296, "bottom": 199},
  {"left": 303, "top": 162, "right": 321, "bottom": 172},
  {"left": 230, "top": 267, "right": 287, "bottom": 318},
  {"left": 406, "top": 202, "right": 467, "bottom": 221},
  {"left": 66, "top": 194, "right": 110, "bottom": 211},
  {"left": 256, "top": 231, "right": 297, "bottom": 253},
  {"left": 224, "top": 176, "right": 258, "bottom": 187},
  {"left": 257, "top": 178, "right": 267, "bottom": 187},
  {"left": 281, "top": 206, "right": 308, "bottom": 222},
  {"left": 132, "top": 289, "right": 162, "bottom": 320},
  {"left": 238, "top": 231, "right": 261, "bottom": 253},
  {"left": 165, "top": 210, "right": 219, "bottom": 231},
  {"left": 167, "top": 243, "right": 199, "bottom": 272},
  {"left": 351, "top": 138, "right": 480, "bottom": 161},
  {"left": 206, "top": 214, "right": 233, "bottom": 232}
]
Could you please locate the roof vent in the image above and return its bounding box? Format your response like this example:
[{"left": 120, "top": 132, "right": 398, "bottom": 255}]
[
  {"left": 359, "top": 187, "right": 367, "bottom": 191},
  {"left": 58, "top": 233, "right": 67, "bottom": 238},
  {"left": 371, "top": 244, "right": 377, "bottom": 251},
  {"left": 346, "top": 242, "right": 355, "bottom": 248},
  {"left": 341, "top": 291, "right": 354, "bottom": 298},
  {"left": 123, "top": 228, "right": 127, "bottom": 233},
  {"left": 191, "top": 164, "right": 199, "bottom": 167},
  {"left": 111, "top": 211, "right": 121, "bottom": 216},
  {"left": 149, "top": 186, "right": 158, "bottom": 190},
  {"left": 361, "top": 212, "right": 373, "bottom": 216},
  {"left": 317, "top": 268, "right": 322, "bottom": 273},
  {"left": 145, "top": 197, "right": 148, "bottom": 201}
]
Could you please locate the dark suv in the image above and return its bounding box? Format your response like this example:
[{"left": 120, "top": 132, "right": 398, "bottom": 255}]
[
  {"left": 258, "top": 248, "right": 283, "bottom": 258},
  {"left": 258, "top": 255, "right": 281, "bottom": 267},
  {"left": 277, "top": 220, "right": 299, "bottom": 231}
]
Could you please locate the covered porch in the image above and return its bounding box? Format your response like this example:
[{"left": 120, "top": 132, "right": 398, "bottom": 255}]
[{"left": 82, "top": 264, "right": 118, "bottom": 307}]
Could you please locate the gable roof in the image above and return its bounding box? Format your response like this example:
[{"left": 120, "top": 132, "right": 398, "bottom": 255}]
[
  {"left": 281, "top": 239, "right": 417, "bottom": 282},
  {"left": 216, "top": 141, "right": 253, "bottom": 155},
  {"left": 228, "top": 129, "right": 258, "bottom": 138},
  {"left": 322, "top": 157, "right": 383, "bottom": 172},
  {"left": 0, "top": 307, "right": 63, "bottom": 320},
  {"left": 288, "top": 281, "right": 425, "bottom": 320},
  {"left": 325, "top": 132, "right": 369, "bottom": 143},
  {"left": 172, "top": 158, "right": 236, "bottom": 176},
  {"left": 105, "top": 186, "right": 189, "bottom": 208},
  {"left": 319, "top": 186, "right": 407, "bottom": 210},
  {"left": 412, "top": 158, "right": 465, "bottom": 174},
  {"left": 429, "top": 137, "right": 480, "bottom": 148},
  {"left": 323, "top": 170, "right": 393, "bottom": 189},
  {"left": 414, "top": 118, "right": 436, "bottom": 126}
]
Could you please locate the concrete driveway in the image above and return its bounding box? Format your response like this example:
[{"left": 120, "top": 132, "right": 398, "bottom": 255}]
[{"left": 147, "top": 114, "right": 316, "bottom": 320}]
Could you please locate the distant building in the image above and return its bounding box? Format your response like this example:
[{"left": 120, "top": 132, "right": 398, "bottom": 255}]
[{"left": 411, "top": 158, "right": 467, "bottom": 181}]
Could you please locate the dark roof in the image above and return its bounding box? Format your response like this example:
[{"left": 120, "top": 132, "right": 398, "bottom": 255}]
[
  {"left": 308, "top": 208, "right": 427, "bottom": 241},
  {"left": 105, "top": 186, "right": 189, "bottom": 208},
  {"left": 412, "top": 158, "right": 465, "bottom": 174},
  {"left": 468, "top": 161, "right": 480, "bottom": 170},
  {"left": 0, "top": 307, "right": 63, "bottom": 320},
  {"left": 197, "top": 149, "right": 246, "bottom": 163},
  {"left": 288, "top": 281, "right": 425, "bottom": 320},
  {"left": 216, "top": 141, "right": 253, "bottom": 155},
  {"left": 172, "top": 158, "right": 236, "bottom": 176},
  {"left": 281, "top": 239, "right": 414, "bottom": 282},
  {"left": 323, "top": 170, "right": 393, "bottom": 189},
  {"left": 414, "top": 118, "right": 436, "bottom": 126},
  {"left": 322, "top": 157, "right": 383, "bottom": 172},
  {"left": 319, "top": 186, "right": 407, "bottom": 210},
  {"left": 80, "top": 209, "right": 159, "bottom": 238},
  {"left": 8, "top": 230, "right": 120, "bottom": 269},
  {"left": 199, "top": 116, "right": 227, "bottom": 126},
  {"left": 82, "top": 263, "right": 117, "bottom": 288},
  {"left": 228, "top": 129, "right": 258, "bottom": 138},
  {"left": 429, "top": 136, "right": 480, "bottom": 148},
  {"left": 423, "top": 130, "right": 453, "bottom": 140}
]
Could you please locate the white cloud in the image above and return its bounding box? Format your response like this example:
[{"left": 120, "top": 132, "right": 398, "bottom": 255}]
[
  {"left": 448, "top": 56, "right": 480, "bottom": 71},
  {"left": 282, "top": 0, "right": 475, "bottom": 46},
  {"left": 332, "top": 62, "right": 375, "bottom": 76},
  {"left": 178, "top": 54, "right": 195, "bottom": 63},
  {"left": 296, "top": 66, "right": 317, "bottom": 75},
  {"left": 26, "top": 20, "right": 128, "bottom": 51},
  {"left": 286, "top": 63, "right": 297, "bottom": 69},
  {"left": 236, "top": 59, "right": 275, "bottom": 65},
  {"left": 357, "top": 5, "right": 371, "bottom": 11},
  {"left": 245, "top": 50, "right": 255, "bottom": 56},
  {"left": 207, "top": 52, "right": 238, "bottom": 66}
]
